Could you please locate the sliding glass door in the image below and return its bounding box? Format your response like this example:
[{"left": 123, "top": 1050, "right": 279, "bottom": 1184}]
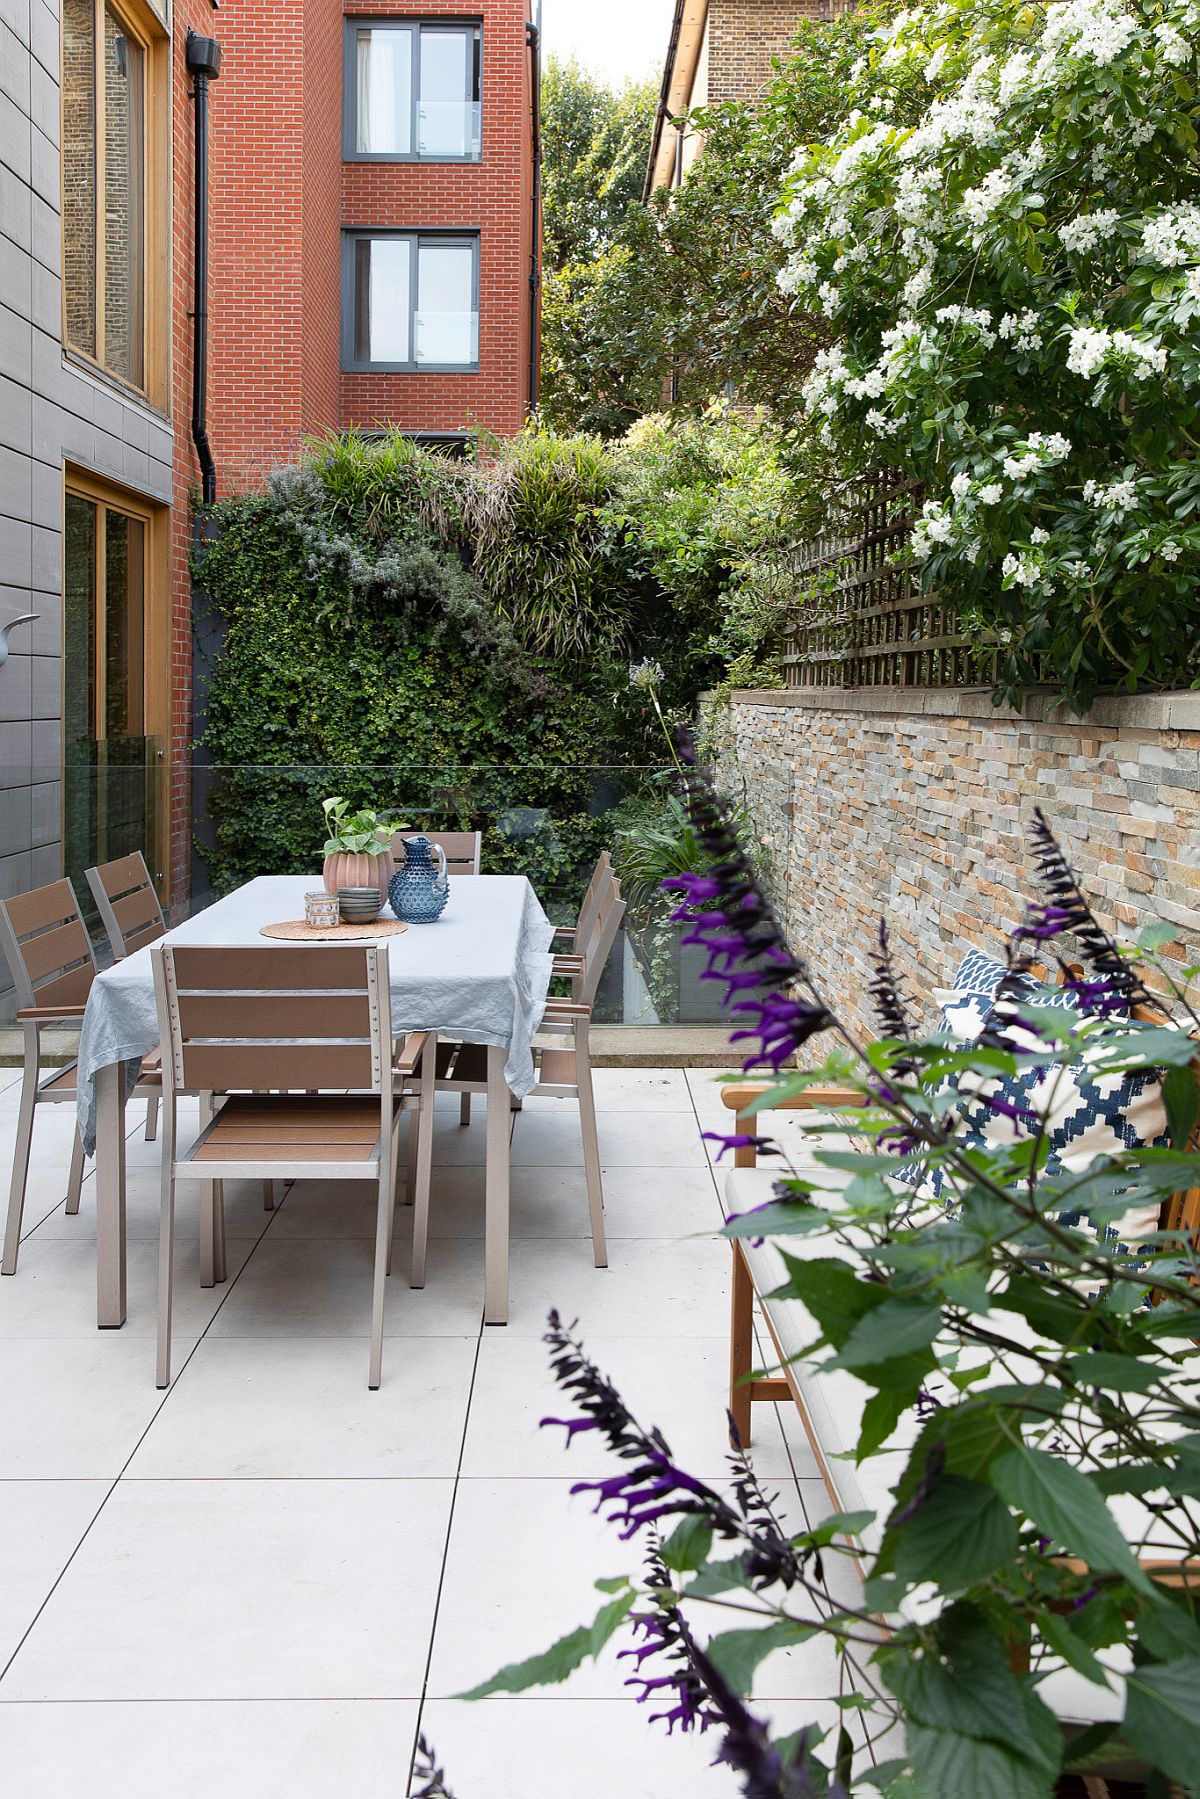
[{"left": 63, "top": 476, "right": 163, "bottom": 909}]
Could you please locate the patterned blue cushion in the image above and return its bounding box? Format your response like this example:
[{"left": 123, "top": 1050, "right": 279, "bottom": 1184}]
[{"left": 903, "top": 1012, "right": 1168, "bottom": 1247}]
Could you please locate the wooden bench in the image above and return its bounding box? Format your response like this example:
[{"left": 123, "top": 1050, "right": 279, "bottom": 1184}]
[{"left": 719, "top": 1068, "right": 1200, "bottom": 1776}]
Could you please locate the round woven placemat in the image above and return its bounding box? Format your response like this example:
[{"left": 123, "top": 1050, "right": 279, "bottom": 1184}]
[{"left": 260, "top": 918, "right": 408, "bottom": 942}]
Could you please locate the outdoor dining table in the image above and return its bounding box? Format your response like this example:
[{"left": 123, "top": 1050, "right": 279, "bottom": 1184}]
[{"left": 76, "top": 873, "right": 556, "bottom": 1331}]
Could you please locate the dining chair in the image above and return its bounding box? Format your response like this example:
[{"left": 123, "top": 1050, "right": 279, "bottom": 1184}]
[
  {"left": 392, "top": 830, "right": 482, "bottom": 877},
  {"left": 85, "top": 851, "right": 165, "bottom": 1142},
  {"left": 408, "top": 878, "right": 626, "bottom": 1287},
  {"left": 449, "top": 852, "right": 617, "bottom": 1134},
  {"left": 551, "top": 853, "right": 617, "bottom": 996},
  {"left": 85, "top": 851, "right": 166, "bottom": 959},
  {"left": 151, "top": 942, "right": 431, "bottom": 1389},
  {"left": 0, "top": 879, "right": 161, "bottom": 1275}
]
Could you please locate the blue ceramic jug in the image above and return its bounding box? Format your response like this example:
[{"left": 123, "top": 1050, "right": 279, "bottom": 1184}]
[{"left": 388, "top": 835, "right": 449, "bottom": 923}]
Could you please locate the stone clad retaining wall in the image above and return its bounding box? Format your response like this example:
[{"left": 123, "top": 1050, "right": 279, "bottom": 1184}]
[{"left": 706, "top": 687, "right": 1200, "bottom": 1043}]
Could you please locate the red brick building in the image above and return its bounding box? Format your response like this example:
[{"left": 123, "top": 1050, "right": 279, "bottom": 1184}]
[
  {"left": 0, "top": 0, "right": 540, "bottom": 992},
  {"left": 200, "top": 0, "right": 540, "bottom": 489},
  {"left": 645, "top": 0, "right": 839, "bottom": 194},
  {"left": 166, "top": 0, "right": 541, "bottom": 896}
]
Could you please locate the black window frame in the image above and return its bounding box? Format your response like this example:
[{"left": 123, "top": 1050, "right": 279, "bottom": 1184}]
[
  {"left": 342, "top": 17, "right": 483, "bottom": 163},
  {"left": 341, "top": 230, "right": 481, "bottom": 374}
]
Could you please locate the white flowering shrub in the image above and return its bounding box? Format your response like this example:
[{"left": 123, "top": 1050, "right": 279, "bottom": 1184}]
[{"left": 774, "top": 0, "right": 1200, "bottom": 707}]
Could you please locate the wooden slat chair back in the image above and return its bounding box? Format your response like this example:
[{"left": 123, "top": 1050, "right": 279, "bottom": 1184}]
[
  {"left": 152, "top": 943, "right": 407, "bottom": 1389},
  {"left": 0, "top": 880, "right": 161, "bottom": 1275},
  {"left": 0, "top": 879, "right": 96, "bottom": 1017},
  {"left": 85, "top": 853, "right": 166, "bottom": 1146},
  {"left": 86, "top": 851, "right": 165, "bottom": 960},
  {"left": 552, "top": 857, "right": 620, "bottom": 999},
  {"left": 392, "top": 830, "right": 482, "bottom": 876}
]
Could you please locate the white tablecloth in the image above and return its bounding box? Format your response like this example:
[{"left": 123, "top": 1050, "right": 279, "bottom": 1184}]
[{"left": 76, "top": 873, "right": 555, "bottom": 1152}]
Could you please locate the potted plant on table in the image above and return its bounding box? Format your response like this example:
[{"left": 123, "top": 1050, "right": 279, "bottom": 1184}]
[{"left": 320, "top": 796, "right": 395, "bottom": 899}]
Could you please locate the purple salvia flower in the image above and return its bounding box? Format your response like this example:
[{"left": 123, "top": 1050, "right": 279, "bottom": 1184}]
[
  {"left": 663, "top": 732, "right": 835, "bottom": 1073},
  {"left": 702, "top": 1130, "right": 778, "bottom": 1161}
]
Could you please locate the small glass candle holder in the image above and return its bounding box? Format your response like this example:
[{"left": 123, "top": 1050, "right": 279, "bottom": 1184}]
[{"left": 305, "top": 890, "right": 341, "bottom": 929}]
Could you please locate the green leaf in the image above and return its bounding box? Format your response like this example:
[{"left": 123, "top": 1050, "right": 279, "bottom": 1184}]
[
  {"left": 1123, "top": 1658, "right": 1200, "bottom": 1787},
  {"left": 891, "top": 1475, "right": 1019, "bottom": 1589},
  {"left": 907, "top": 1724, "right": 1056, "bottom": 1799},
  {"left": 660, "top": 1515, "right": 713, "bottom": 1574},
  {"left": 1163, "top": 1062, "right": 1199, "bottom": 1150},
  {"left": 1035, "top": 1611, "right": 1113, "bottom": 1690},
  {"left": 458, "top": 1589, "right": 635, "bottom": 1698},
  {"left": 705, "top": 1619, "right": 818, "bottom": 1697},
  {"left": 829, "top": 1300, "right": 943, "bottom": 1372},
  {"left": 991, "top": 1448, "right": 1153, "bottom": 1594},
  {"left": 1060, "top": 1719, "right": 1117, "bottom": 1768},
  {"left": 1070, "top": 1351, "right": 1166, "bottom": 1393},
  {"left": 685, "top": 1555, "right": 750, "bottom": 1599},
  {"left": 766, "top": 1254, "right": 887, "bottom": 1349},
  {"left": 858, "top": 1387, "right": 911, "bottom": 1461},
  {"left": 1138, "top": 922, "right": 1179, "bottom": 952}
]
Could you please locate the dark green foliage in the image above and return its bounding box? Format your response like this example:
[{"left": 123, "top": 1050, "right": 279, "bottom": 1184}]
[{"left": 195, "top": 458, "right": 661, "bottom": 898}]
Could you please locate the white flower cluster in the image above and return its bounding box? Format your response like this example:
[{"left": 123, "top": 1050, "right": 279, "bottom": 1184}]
[
  {"left": 1001, "top": 550, "right": 1045, "bottom": 588},
  {"left": 1001, "top": 433, "right": 1072, "bottom": 480},
  {"left": 1153, "top": 20, "right": 1190, "bottom": 63},
  {"left": 1083, "top": 476, "right": 1139, "bottom": 512},
  {"left": 1066, "top": 326, "right": 1167, "bottom": 382},
  {"left": 910, "top": 500, "right": 959, "bottom": 561},
  {"left": 1140, "top": 206, "right": 1200, "bottom": 268},
  {"left": 998, "top": 310, "right": 1043, "bottom": 351},
  {"left": 935, "top": 304, "right": 996, "bottom": 346},
  {"left": 1058, "top": 209, "right": 1121, "bottom": 254},
  {"left": 1040, "top": 0, "right": 1137, "bottom": 66}
]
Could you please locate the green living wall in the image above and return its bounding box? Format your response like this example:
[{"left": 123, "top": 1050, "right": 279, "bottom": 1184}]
[{"left": 194, "top": 424, "right": 798, "bottom": 907}]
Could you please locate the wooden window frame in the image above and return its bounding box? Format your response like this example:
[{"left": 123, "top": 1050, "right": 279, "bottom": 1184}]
[
  {"left": 60, "top": 0, "right": 170, "bottom": 409},
  {"left": 62, "top": 465, "right": 171, "bottom": 899}
]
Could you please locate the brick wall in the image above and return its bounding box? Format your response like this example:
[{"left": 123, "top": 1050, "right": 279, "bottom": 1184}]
[
  {"left": 708, "top": 687, "right": 1200, "bottom": 1044},
  {"left": 706, "top": 0, "right": 826, "bottom": 105},
  {"left": 339, "top": 0, "right": 535, "bottom": 440}
]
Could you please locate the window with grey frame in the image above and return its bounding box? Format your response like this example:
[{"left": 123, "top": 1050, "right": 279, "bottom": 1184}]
[
  {"left": 344, "top": 19, "right": 482, "bottom": 160},
  {"left": 343, "top": 233, "right": 481, "bottom": 372}
]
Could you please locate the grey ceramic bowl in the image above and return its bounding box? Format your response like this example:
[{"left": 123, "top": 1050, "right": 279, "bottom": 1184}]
[{"left": 337, "top": 887, "right": 383, "bottom": 923}]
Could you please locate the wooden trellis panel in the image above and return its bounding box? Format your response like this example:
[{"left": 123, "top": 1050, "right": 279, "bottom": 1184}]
[{"left": 779, "top": 473, "right": 996, "bottom": 690}]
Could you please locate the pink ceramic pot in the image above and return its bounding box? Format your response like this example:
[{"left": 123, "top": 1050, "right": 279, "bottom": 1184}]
[{"left": 322, "top": 852, "right": 390, "bottom": 898}]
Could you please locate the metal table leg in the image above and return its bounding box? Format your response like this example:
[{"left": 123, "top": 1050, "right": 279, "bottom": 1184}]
[
  {"left": 484, "top": 1045, "right": 511, "bottom": 1324},
  {"left": 95, "top": 1060, "right": 128, "bottom": 1327}
]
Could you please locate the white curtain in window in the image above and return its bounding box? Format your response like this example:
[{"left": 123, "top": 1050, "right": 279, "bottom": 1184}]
[
  {"left": 368, "top": 238, "right": 412, "bottom": 364},
  {"left": 357, "top": 28, "right": 411, "bottom": 155},
  {"left": 415, "top": 242, "right": 476, "bottom": 366}
]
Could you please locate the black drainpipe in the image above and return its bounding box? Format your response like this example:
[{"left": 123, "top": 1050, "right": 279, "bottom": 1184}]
[
  {"left": 526, "top": 13, "right": 542, "bottom": 414},
  {"left": 187, "top": 31, "right": 222, "bottom": 507}
]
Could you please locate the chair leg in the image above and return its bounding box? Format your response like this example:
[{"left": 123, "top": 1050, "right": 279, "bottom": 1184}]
[
  {"left": 156, "top": 1154, "right": 177, "bottom": 1389},
  {"left": 65, "top": 1126, "right": 85, "bottom": 1215},
  {"left": 386, "top": 1111, "right": 403, "bottom": 1276},
  {"left": 368, "top": 1167, "right": 391, "bottom": 1390},
  {"left": 575, "top": 1033, "right": 607, "bottom": 1269},
  {"left": 403, "top": 1100, "right": 418, "bottom": 1207},
  {"left": 263, "top": 1182, "right": 277, "bottom": 1211},
  {"left": 1, "top": 1036, "right": 39, "bottom": 1275},
  {"left": 197, "top": 1094, "right": 226, "bottom": 1286},
  {"left": 144, "top": 1094, "right": 159, "bottom": 1143},
  {"left": 459, "top": 1091, "right": 471, "bottom": 1127},
  {"left": 409, "top": 1040, "right": 437, "bottom": 1289},
  {"left": 729, "top": 1242, "right": 755, "bottom": 1450}
]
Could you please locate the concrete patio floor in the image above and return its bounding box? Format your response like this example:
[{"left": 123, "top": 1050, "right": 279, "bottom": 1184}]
[{"left": 0, "top": 1063, "right": 878, "bottom": 1798}]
